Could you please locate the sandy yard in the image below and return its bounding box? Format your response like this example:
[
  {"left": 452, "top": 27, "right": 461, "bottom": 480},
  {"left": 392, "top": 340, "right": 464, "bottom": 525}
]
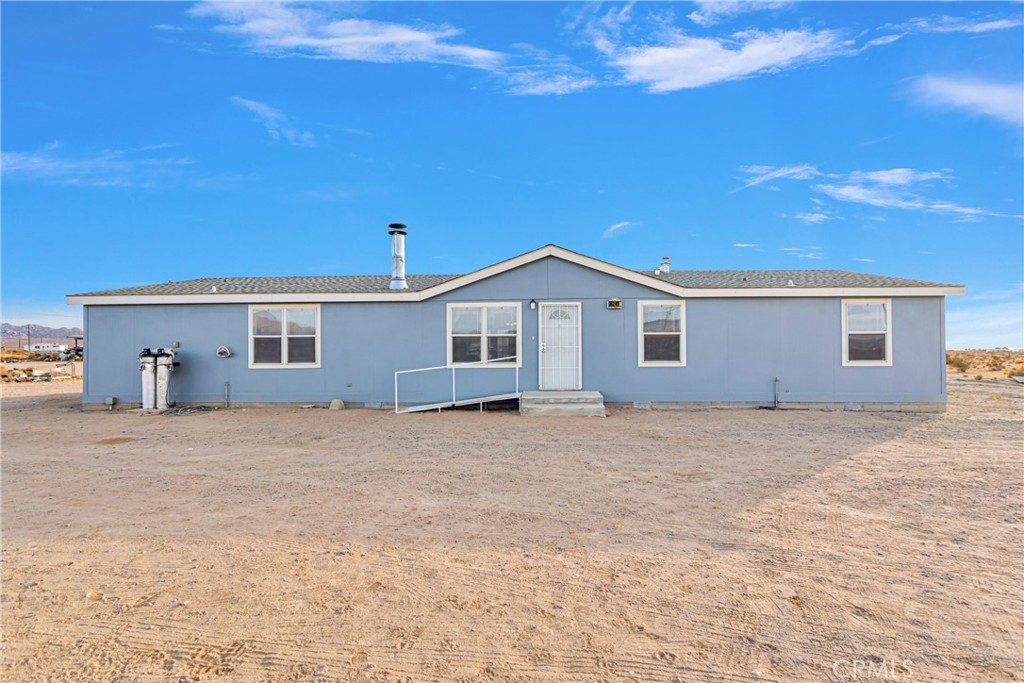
[{"left": 1, "top": 379, "right": 1021, "bottom": 683}]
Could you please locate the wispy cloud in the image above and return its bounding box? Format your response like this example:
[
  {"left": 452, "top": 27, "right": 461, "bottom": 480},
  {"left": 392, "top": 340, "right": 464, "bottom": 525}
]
[
  {"left": 793, "top": 211, "right": 831, "bottom": 224},
  {"left": 318, "top": 122, "right": 373, "bottom": 137},
  {"left": 503, "top": 44, "right": 597, "bottom": 95},
  {"left": 812, "top": 182, "right": 1004, "bottom": 221},
  {"left": 893, "top": 15, "right": 1023, "bottom": 35},
  {"left": 780, "top": 246, "right": 824, "bottom": 259},
  {"left": 610, "top": 28, "right": 846, "bottom": 92},
  {"left": 732, "top": 242, "right": 757, "bottom": 248},
  {"left": 739, "top": 163, "right": 1019, "bottom": 221},
  {"left": 862, "top": 34, "right": 904, "bottom": 49},
  {"left": 191, "top": 2, "right": 504, "bottom": 69},
  {"left": 911, "top": 75, "right": 1024, "bottom": 127},
  {"left": 196, "top": 3, "right": 602, "bottom": 96},
  {"left": 866, "top": 14, "right": 1023, "bottom": 50},
  {"left": 736, "top": 163, "right": 820, "bottom": 190},
  {"left": 572, "top": 3, "right": 635, "bottom": 57},
  {"left": 505, "top": 72, "right": 597, "bottom": 95},
  {"left": 812, "top": 183, "right": 921, "bottom": 211},
  {"left": 231, "top": 97, "right": 316, "bottom": 147},
  {"left": 687, "top": 1, "right": 790, "bottom": 28},
  {"left": 852, "top": 257, "right": 877, "bottom": 263},
  {"left": 1, "top": 143, "right": 193, "bottom": 188},
  {"left": 573, "top": 4, "right": 861, "bottom": 92},
  {"left": 575, "top": 6, "right": 1020, "bottom": 95},
  {"left": 846, "top": 168, "right": 951, "bottom": 185},
  {"left": 603, "top": 220, "right": 639, "bottom": 239}
]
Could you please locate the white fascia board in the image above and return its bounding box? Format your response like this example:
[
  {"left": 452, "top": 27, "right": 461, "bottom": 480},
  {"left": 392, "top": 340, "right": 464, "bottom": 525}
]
[
  {"left": 66, "top": 291, "right": 424, "bottom": 305},
  {"left": 672, "top": 285, "right": 965, "bottom": 298}
]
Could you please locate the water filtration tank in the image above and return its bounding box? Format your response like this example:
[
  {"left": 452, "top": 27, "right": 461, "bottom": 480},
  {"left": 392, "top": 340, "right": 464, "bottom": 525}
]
[{"left": 139, "top": 348, "right": 176, "bottom": 410}]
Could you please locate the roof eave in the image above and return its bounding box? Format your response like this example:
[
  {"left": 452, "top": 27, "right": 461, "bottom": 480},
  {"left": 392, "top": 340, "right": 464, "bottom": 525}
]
[{"left": 66, "top": 285, "right": 965, "bottom": 306}]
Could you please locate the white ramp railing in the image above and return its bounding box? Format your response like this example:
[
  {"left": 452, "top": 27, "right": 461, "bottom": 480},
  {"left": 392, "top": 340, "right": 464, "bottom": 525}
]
[{"left": 394, "top": 356, "right": 520, "bottom": 414}]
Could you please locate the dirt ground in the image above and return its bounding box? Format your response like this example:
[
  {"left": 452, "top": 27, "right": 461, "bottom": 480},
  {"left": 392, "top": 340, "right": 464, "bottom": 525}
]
[{"left": 2, "top": 379, "right": 1021, "bottom": 683}]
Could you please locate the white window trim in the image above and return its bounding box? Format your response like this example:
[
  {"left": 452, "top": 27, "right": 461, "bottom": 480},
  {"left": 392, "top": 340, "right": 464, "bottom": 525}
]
[
  {"left": 446, "top": 302, "right": 523, "bottom": 368},
  {"left": 637, "top": 300, "right": 687, "bottom": 367},
  {"left": 248, "top": 304, "right": 322, "bottom": 369},
  {"left": 841, "top": 298, "right": 893, "bottom": 367}
]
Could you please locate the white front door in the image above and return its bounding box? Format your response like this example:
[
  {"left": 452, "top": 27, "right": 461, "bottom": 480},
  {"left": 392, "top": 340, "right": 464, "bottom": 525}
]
[{"left": 539, "top": 302, "right": 582, "bottom": 390}]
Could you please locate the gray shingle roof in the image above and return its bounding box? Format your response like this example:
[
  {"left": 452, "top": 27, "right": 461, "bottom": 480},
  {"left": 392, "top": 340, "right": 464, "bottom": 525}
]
[
  {"left": 649, "top": 269, "right": 959, "bottom": 289},
  {"left": 70, "top": 274, "right": 461, "bottom": 297},
  {"left": 69, "top": 266, "right": 957, "bottom": 297}
]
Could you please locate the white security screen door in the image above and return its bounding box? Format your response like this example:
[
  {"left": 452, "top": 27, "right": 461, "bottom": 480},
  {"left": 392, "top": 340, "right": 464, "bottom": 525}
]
[{"left": 539, "top": 303, "right": 582, "bottom": 390}]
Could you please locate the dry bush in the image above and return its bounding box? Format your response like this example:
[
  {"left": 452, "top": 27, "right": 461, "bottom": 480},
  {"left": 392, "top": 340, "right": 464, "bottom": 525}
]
[
  {"left": 947, "top": 353, "right": 971, "bottom": 372},
  {"left": 948, "top": 349, "right": 1024, "bottom": 376}
]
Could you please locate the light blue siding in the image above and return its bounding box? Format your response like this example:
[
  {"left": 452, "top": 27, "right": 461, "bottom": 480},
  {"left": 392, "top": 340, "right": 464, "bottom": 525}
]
[{"left": 81, "top": 256, "right": 947, "bottom": 408}]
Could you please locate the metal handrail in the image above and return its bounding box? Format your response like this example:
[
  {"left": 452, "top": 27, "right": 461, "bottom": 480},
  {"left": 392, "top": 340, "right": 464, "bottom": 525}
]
[{"left": 394, "top": 355, "right": 520, "bottom": 413}]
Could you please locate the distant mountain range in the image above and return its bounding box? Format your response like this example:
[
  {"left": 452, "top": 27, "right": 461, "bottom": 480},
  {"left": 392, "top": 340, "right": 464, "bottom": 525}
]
[{"left": 2, "top": 322, "right": 83, "bottom": 343}]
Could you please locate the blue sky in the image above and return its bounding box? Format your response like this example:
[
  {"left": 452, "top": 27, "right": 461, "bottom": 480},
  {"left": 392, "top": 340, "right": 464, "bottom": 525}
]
[{"left": 2, "top": 1, "right": 1022, "bottom": 348}]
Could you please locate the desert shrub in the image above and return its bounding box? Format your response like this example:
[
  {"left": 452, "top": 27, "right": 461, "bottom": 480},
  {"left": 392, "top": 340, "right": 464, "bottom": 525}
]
[
  {"left": 974, "top": 374, "right": 983, "bottom": 380},
  {"left": 946, "top": 353, "right": 971, "bottom": 372},
  {"left": 1005, "top": 365, "right": 1024, "bottom": 378}
]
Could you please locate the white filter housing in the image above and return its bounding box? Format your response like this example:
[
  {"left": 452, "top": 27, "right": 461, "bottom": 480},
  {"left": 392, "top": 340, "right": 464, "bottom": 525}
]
[
  {"left": 155, "top": 352, "right": 175, "bottom": 410},
  {"left": 140, "top": 356, "right": 157, "bottom": 410}
]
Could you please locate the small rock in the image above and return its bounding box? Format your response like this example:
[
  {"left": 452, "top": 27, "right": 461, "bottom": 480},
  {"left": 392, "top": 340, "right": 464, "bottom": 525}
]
[
  {"left": 329, "top": 399, "right": 345, "bottom": 410},
  {"left": 751, "top": 670, "right": 762, "bottom": 678},
  {"left": 314, "top": 667, "right": 328, "bottom": 677}
]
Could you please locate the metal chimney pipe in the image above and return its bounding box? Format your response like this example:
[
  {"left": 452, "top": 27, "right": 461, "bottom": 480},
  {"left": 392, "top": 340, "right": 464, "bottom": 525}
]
[
  {"left": 661, "top": 256, "right": 671, "bottom": 273},
  {"left": 388, "top": 223, "right": 408, "bottom": 290}
]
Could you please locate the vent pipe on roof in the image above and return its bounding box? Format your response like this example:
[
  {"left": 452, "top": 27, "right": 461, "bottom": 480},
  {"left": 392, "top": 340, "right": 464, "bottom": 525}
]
[
  {"left": 660, "top": 256, "right": 671, "bottom": 274},
  {"left": 388, "top": 223, "right": 408, "bottom": 290}
]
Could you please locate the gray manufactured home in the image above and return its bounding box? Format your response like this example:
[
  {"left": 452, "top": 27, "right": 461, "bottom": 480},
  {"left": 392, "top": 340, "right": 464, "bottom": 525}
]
[{"left": 68, "top": 229, "right": 964, "bottom": 412}]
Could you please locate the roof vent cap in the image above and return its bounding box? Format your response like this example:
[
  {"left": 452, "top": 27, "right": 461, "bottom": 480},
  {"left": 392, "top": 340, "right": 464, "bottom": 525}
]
[{"left": 389, "top": 223, "right": 408, "bottom": 290}]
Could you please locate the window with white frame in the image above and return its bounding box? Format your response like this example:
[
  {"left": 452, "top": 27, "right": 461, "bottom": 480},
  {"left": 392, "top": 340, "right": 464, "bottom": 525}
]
[
  {"left": 249, "top": 305, "right": 320, "bottom": 368},
  {"left": 447, "top": 303, "right": 521, "bottom": 366},
  {"left": 842, "top": 299, "right": 892, "bottom": 366},
  {"left": 638, "top": 300, "right": 686, "bottom": 366}
]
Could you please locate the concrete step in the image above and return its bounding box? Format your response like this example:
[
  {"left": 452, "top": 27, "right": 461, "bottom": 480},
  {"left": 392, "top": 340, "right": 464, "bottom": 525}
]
[{"left": 520, "top": 390, "right": 606, "bottom": 417}]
